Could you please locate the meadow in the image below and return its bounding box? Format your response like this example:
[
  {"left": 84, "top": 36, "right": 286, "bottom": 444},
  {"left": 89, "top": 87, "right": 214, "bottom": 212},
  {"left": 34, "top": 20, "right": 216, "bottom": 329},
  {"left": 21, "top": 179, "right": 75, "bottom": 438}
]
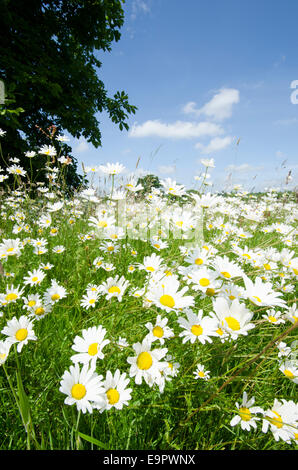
[{"left": 0, "top": 138, "right": 297, "bottom": 451}]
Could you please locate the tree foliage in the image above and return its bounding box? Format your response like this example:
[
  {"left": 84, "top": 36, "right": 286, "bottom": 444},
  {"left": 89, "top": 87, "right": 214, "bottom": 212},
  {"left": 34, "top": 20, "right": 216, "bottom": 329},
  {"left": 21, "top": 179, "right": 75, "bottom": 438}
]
[{"left": 0, "top": 0, "right": 137, "bottom": 192}]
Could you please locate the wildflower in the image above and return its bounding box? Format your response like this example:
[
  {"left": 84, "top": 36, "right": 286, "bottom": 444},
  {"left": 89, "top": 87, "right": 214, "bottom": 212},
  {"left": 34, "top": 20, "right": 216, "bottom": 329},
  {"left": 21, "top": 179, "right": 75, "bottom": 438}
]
[
  {"left": 211, "top": 297, "right": 255, "bottom": 340},
  {"left": 1, "top": 315, "right": 37, "bottom": 353},
  {"left": 0, "top": 339, "right": 11, "bottom": 365},
  {"left": 127, "top": 338, "right": 168, "bottom": 387},
  {"left": 59, "top": 363, "right": 105, "bottom": 414},
  {"left": 23, "top": 268, "right": 46, "bottom": 287},
  {"left": 193, "top": 364, "right": 211, "bottom": 381},
  {"left": 70, "top": 325, "right": 110, "bottom": 366},
  {"left": 99, "top": 275, "right": 129, "bottom": 302},
  {"left": 230, "top": 392, "right": 264, "bottom": 431},
  {"left": 243, "top": 275, "right": 286, "bottom": 308},
  {"left": 262, "top": 309, "right": 285, "bottom": 325},
  {"left": 147, "top": 275, "right": 194, "bottom": 313},
  {"left": 178, "top": 309, "right": 217, "bottom": 345},
  {"left": 279, "top": 360, "right": 298, "bottom": 384},
  {"left": 94, "top": 369, "right": 132, "bottom": 412},
  {"left": 43, "top": 280, "right": 67, "bottom": 305},
  {"left": 144, "top": 315, "right": 174, "bottom": 345},
  {"left": 39, "top": 145, "right": 57, "bottom": 156},
  {"left": 262, "top": 399, "right": 298, "bottom": 443},
  {"left": 99, "top": 162, "right": 125, "bottom": 175}
]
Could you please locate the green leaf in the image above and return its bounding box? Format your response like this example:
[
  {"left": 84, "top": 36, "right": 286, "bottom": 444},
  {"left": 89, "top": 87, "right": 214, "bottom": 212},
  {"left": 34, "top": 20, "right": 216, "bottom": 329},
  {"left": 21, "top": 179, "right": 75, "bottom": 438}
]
[
  {"left": 16, "top": 369, "right": 31, "bottom": 432},
  {"left": 77, "top": 431, "right": 108, "bottom": 449}
]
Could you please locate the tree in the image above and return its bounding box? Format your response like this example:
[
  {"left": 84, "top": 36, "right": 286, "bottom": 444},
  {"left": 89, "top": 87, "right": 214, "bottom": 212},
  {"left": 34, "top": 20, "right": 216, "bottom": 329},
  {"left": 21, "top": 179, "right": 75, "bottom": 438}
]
[
  {"left": 136, "top": 174, "right": 162, "bottom": 197},
  {"left": 0, "top": 0, "right": 137, "bottom": 192}
]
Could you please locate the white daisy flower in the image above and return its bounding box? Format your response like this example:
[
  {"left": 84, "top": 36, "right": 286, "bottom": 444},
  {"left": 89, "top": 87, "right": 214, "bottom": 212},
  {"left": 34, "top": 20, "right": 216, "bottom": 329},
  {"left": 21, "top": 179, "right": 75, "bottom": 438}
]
[
  {"left": 70, "top": 325, "right": 110, "bottom": 366},
  {"left": 59, "top": 363, "right": 106, "bottom": 414},
  {"left": 230, "top": 392, "right": 264, "bottom": 431},
  {"left": 127, "top": 338, "right": 168, "bottom": 387},
  {"left": 1, "top": 315, "right": 37, "bottom": 352},
  {"left": 178, "top": 309, "right": 217, "bottom": 345},
  {"left": 94, "top": 369, "right": 132, "bottom": 412}
]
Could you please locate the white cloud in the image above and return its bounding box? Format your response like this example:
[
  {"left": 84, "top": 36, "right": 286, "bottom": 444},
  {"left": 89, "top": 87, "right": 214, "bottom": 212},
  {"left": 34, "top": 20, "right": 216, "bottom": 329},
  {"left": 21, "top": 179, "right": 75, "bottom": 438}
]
[
  {"left": 129, "top": 120, "right": 223, "bottom": 139},
  {"left": 182, "top": 88, "right": 240, "bottom": 121},
  {"left": 195, "top": 136, "right": 233, "bottom": 154},
  {"left": 74, "top": 138, "right": 89, "bottom": 153},
  {"left": 158, "top": 165, "right": 176, "bottom": 174},
  {"left": 131, "top": 0, "right": 150, "bottom": 20},
  {"left": 225, "top": 163, "right": 263, "bottom": 172}
]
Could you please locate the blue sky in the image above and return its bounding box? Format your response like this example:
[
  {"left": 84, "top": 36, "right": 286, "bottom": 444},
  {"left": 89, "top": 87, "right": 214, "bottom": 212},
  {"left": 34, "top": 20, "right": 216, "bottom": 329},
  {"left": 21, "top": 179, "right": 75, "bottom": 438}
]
[{"left": 69, "top": 0, "right": 298, "bottom": 192}]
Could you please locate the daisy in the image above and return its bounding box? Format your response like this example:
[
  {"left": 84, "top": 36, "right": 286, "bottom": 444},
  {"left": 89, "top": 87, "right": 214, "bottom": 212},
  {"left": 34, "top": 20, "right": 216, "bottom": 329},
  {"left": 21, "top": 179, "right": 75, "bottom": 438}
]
[
  {"left": 80, "top": 291, "right": 100, "bottom": 310},
  {"left": 23, "top": 268, "right": 46, "bottom": 287},
  {"left": 39, "top": 144, "right": 57, "bottom": 157},
  {"left": 59, "top": 363, "right": 106, "bottom": 414},
  {"left": 262, "top": 399, "right": 298, "bottom": 443},
  {"left": 193, "top": 364, "right": 211, "bottom": 381},
  {"left": 189, "top": 267, "right": 221, "bottom": 297},
  {"left": 211, "top": 297, "right": 255, "bottom": 340},
  {"left": 52, "top": 245, "right": 65, "bottom": 254},
  {"left": 101, "top": 263, "right": 116, "bottom": 272},
  {"left": 70, "top": 325, "right": 110, "bottom": 366},
  {"left": 99, "top": 162, "right": 125, "bottom": 175},
  {"left": 93, "top": 369, "right": 132, "bottom": 412},
  {"left": 178, "top": 309, "right": 217, "bottom": 345},
  {"left": 160, "top": 178, "right": 186, "bottom": 197},
  {"left": 22, "top": 293, "right": 42, "bottom": 311},
  {"left": 230, "top": 392, "right": 264, "bottom": 431},
  {"left": 127, "top": 338, "right": 168, "bottom": 387},
  {"left": 262, "top": 309, "right": 285, "bottom": 325},
  {"left": 184, "top": 248, "right": 211, "bottom": 267},
  {"left": 93, "top": 256, "right": 104, "bottom": 269},
  {"left": 99, "top": 240, "right": 120, "bottom": 254},
  {"left": 99, "top": 275, "right": 130, "bottom": 302},
  {"left": 144, "top": 315, "right": 174, "bottom": 345},
  {"left": 1, "top": 315, "right": 37, "bottom": 353},
  {"left": 279, "top": 360, "right": 298, "bottom": 384},
  {"left": 146, "top": 275, "right": 194, "bottom": 313},
  {"left": 211, "top": 255, "right": 244, "bottom": 281},
  {"left": 243, "top": 275, "right": 286, "bottom": 308},
  {"left": 284, "top": 303, "right": 298, "bottom": 324},
  {"left": 43, "top": 280, "right": 67, "bottom": 305},
  {"left": 276, "top": 341, "right": 292, "bottom": 359},
  {"left": 158, "top": 355, "right": 180, "bottom": 393},
  {"left": 28, "top": 301, "right": 52, "bottom": 321},
  {"left": 138, "top": 253, "right": 165, "bottom": 275},
  {"left": 3, "top": 284, "right": 25, "bottom": 305},
  {"left": 0, "top": 340, "right": 11, "bottom": 365}
]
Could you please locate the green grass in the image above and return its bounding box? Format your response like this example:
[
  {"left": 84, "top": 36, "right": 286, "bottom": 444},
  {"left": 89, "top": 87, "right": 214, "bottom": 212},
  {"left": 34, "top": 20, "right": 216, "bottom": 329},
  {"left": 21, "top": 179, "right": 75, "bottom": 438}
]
[{"left": 0, "top": 190, "right": 297, "bottom": 450}]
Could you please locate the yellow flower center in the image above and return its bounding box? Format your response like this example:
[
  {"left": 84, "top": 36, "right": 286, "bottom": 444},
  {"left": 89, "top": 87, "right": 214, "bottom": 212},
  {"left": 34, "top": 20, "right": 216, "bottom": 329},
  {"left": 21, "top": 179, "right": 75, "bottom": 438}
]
[
  {"left": 146, "top": 266, "right": 155, "bottom": 272},
  {"left": 6, "top": 247, "right": 14, "bottom": 253},
  {"left": 71, "top": 383, "right": 86, "bottom": 400},
  {"left": 268, "top": 316, "right": 277, "bottom": 323},
  {"left": 98, "top": 221, "right": 107, "bottom": 228},
  {"left": 293, "top": 268, "right": 298, "bottom": 275},
  {"left": 15, "top": 328, "right": 28, "bottom": 341},
  {"left": 88, "top": 343, "right": 98, "bottom": 356},
  {"left": 263, "top": 263, "right": 271, "bottom": 270},
  {"left": 35, "top": 307, "right": 45, "bottom": 316},
  {"left": 106, "top": 388, "right": 120, "bottom": 405},
  {"left": 89, "top": 298, "right": 96, "bottom": 304},
  {"left": 224, "top": 316, "right": 240, "bottom": 331},
  {"left": 199, "top": 278, "right": 210, "bottom": 287},
  {"left": 152, "top": 326, "right": 164, "bottom": 338},
  {"left": 195, "top": 258, "right": 203, "bottom": 265},
  {"left": 51, "top": 294, "right": 60, "bottom": 301},
  {"left": 28, "top": 300, "right": 36, "bottom": 307},
  {"left": 242, "top": 253, "right": 251, "bottom": 259},
  {"left": 229, "top": 295, "right": 236, "bottom": 300},
  {"left": 108, "top": 286, "right": 121, "bottom": 294},
  {"left": 198, "top": 371, "right": 205, "bottom": 378},
  {"left": 221, "top": 271, "right": 231, "bottom": 278},
  {"left": 137, "top": 351, "right": 153, "bottom": 370},
  {"left": 216, "top": 327, "right": 224, "bottom": 336},
  {"left": 191, "top": 324, "right": 203, "bottom": 336},
  {"left": 6, "top": 293, "right": 18, "bottom": 301},
  {"left": 31, "top": 276, "right": 39, "bottom": 282},
  {"left": 239, "top": 407, "right": 251, "bottom": 422},
  {"left": 107, "top": 246, "right": 114, "bottom": 252},
  {"left": 268, "top": 411, "right": 283, "bottom": 429},
  {"left": 283, "top": 369, "right": 294, "bottom": 379},
  {"left": 206, "top": 288, "right": 215, "bottom": 296},
  {"left": 159, "top": 294, "right": 175, "bottom": 308},
  {"left": 252, "top": 296, "right": 262, "bottom": 303}
]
